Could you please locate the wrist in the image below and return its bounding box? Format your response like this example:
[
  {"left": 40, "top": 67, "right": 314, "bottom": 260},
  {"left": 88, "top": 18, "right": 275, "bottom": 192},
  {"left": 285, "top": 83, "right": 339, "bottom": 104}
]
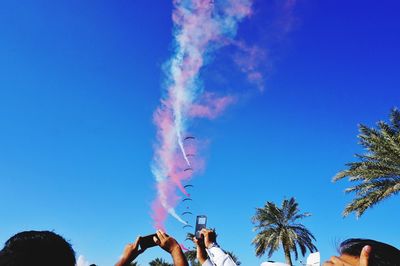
[
  {"left": 198, "top": 257, "right": 207, "bottom": 264},
  {"left": 170, "top": 244, "right": 182, "bottom": 255},
  {"left": 171, "top": 246, "right": 189, "bottom": 266},
  {"left": 206, "top": 242, "right": 219, "bottom": 249}
]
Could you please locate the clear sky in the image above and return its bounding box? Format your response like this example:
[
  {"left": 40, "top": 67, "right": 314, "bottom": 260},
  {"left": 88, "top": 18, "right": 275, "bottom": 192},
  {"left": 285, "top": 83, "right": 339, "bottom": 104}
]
[{"left": 0, "top": 0, "right": 399, "bottom": 265}]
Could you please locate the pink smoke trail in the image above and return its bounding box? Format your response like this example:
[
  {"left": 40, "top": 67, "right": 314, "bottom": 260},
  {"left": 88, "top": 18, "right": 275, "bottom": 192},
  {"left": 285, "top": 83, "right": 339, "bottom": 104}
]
[{"left": 151, "top": 0, "right": 253, "bottom": 228}]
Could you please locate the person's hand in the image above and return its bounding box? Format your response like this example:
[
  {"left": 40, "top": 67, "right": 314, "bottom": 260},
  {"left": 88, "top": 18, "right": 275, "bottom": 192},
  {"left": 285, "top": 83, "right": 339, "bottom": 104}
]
[
  {"left": 323, "top": 245, "right": 371, "bottom": 266},
  {"left": 115, "top": 237, "right": 143, "bottom": 266},
  {"left": 193, "top": 236, "right": 207, "bottom": 264},
  {"left": 200, "top": 229, "right": 217, "bottom": 249},
  {"left": 154, "top": 230, "right": 189, "bottom": 266},
  {"left": 154, "top": 229, "right": 181, "bottom": 255}
]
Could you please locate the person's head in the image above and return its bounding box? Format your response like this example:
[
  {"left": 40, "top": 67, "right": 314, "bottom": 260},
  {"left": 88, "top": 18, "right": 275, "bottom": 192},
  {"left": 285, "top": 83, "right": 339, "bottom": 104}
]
[
  {"left": 0, "top": 230, "right": 76, "bottom": 266},
  {"left": 339, "top": 238, "right": 400, "bottom": 266}
]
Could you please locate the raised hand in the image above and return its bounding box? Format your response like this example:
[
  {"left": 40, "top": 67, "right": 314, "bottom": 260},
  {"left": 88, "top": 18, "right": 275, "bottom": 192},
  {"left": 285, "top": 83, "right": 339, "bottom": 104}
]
[{"left": 115, "top": 237, "right": 144, "bottom": 266}]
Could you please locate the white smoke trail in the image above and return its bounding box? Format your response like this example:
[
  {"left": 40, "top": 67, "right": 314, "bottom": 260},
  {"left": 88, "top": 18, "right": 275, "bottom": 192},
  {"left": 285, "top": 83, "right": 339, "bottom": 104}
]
[{"left": 152, "top": 0, "right": 253, "bottom": 227}]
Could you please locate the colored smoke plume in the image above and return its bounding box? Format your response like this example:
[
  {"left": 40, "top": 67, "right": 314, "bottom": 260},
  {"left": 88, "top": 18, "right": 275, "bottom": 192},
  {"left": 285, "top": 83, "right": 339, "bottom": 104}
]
[{"left": 151, "top": 0, "right": 253, "bottom": 228}]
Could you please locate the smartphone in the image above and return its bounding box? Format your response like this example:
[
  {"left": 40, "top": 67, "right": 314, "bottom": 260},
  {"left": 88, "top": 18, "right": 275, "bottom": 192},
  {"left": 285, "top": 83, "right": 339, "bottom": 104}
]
[
  {"left": 195, "top": 215, "right": 207, "bottom": 239},
  {"left": 139, "top": 234, "right": 158, "bottom": 250}
]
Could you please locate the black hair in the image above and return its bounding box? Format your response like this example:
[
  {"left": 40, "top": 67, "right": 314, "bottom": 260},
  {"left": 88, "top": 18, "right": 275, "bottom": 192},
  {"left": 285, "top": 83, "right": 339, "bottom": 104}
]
[
  {"left": 340, "top": 238, "right": 400, "bottom": 266},
  {"left": 0, "top": 230, "right": 76, "bottom": 266}
]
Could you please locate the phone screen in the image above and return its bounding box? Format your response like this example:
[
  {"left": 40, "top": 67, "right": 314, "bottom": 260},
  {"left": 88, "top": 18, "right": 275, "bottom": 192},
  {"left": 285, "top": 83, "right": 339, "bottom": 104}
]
[
  {"left": 195, "top": 215, "right": 207, "bottom": 238},
  {"left": 139, "top": 234, "right": 158, "bottom": 250}
]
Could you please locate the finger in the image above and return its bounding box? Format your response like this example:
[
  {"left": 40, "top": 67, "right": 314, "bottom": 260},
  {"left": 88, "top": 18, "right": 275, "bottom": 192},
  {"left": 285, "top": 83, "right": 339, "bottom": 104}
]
[
  {"left": 156, "top": 230, "right": 162, "bottom": 238},
  {"left": 157, "top": 229, "right": 165, "bottom": 236},
  {"left": 322, "top": 261, "right": 334, "bottom": 266},
  {"left": 359, "top": 245, "right": 371, "bottom": 266},
  {"left": 156, "top": 230, "right": 166, "bottom": 241},
  {"left": 133, "top": 236, "right": 141, "bottom": 247},
  {"left": 160, "top": 229, "right": 170, "bottom": 239},
  {"left": 200, "top": 228, "right": 208, "bottom": 237},
  {"left": 159, "top": 229, "right": 167, "bottom": 238},
  {"left": 193, "top": 237, "right": 199, "bottom": 246},
  {"left": 153, "top": 235, "right": 160, "bottom": 245}
]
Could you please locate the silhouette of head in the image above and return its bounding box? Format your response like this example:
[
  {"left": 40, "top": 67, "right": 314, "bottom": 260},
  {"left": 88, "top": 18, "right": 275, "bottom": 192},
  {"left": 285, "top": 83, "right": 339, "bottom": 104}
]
[
  {"left": 0, "top": 230, "right": 75, "bottom": 266},
  {"left": 340, "top": 238, "right": 400, "bottom": 266}
]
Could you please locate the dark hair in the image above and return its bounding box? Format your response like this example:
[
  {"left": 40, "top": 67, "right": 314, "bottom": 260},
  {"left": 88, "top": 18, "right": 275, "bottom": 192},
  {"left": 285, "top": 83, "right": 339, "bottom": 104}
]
[
  {"left": 340, "top": 238, "right": 400, "bottom": 266},
  {"left": 0, "top": 230, "right": 76, "bottom": 266}
]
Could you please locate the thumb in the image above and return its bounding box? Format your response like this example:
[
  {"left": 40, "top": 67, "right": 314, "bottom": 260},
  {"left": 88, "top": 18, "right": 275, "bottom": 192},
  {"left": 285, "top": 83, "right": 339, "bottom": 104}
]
[
  {"left": 359, "top": 245, "right": 371, "bottom": 266},
  {"left": 133, "top": 237, "right": 141, "bottom": 247},
  {"left": 153, "top": 236, "right": 161, "bottom": 245}
]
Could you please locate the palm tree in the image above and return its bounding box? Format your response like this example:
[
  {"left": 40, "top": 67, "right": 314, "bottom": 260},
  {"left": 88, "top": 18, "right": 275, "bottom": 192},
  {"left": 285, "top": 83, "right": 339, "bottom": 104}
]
[
  {"left": 334, "top": 108, "right": 400, "bottom": 217},
  {"left": 252, "top": 197, "right": 317, "bottom": 265},
  {"left": 148, "top": 258, "right": 172, "bottom": 266}
]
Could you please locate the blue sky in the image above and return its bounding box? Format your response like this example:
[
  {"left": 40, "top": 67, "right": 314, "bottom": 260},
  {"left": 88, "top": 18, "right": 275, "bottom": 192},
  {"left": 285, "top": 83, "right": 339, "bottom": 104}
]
[{"left": 0, "top": 0, "right": 399, "bottom": 265}]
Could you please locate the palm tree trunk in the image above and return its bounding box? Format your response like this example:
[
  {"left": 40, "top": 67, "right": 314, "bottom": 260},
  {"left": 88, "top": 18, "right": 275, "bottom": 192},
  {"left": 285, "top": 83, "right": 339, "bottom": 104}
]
[{"left": 283, "top": 245, "right": 293, "bottom": 266}]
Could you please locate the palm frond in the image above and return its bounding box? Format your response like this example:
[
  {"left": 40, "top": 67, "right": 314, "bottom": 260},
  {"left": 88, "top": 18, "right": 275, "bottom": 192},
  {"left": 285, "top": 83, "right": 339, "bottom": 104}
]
[{"left": 334, "top": 108, "right": 400, "bottom": 216}]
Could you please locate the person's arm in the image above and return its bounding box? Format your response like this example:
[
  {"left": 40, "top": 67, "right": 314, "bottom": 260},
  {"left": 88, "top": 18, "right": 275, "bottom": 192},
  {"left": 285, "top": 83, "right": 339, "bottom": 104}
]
[
  {"left": 154, "top": 230, "right": 189, "bottom": 266},
  {"left": 193, "top": 236, "right": 212, "bottom": 266},
  {"left": 200, "top": 229, "right": 237, "bottom": 266},
  {"left": 115, "top": 237, "right": 143, "bottom": 266}
]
